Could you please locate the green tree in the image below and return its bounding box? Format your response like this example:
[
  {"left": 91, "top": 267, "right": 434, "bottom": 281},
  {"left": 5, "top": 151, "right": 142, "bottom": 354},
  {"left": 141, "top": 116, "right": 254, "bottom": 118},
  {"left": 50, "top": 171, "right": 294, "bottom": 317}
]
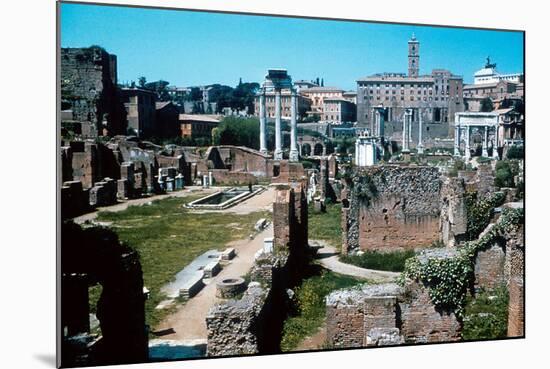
[
  {"left": 212, "top": 116, "right": 260, "bottom": 149},
  {"left": 138, "top": 76, "right": 146, "bottom": 88},
  {"left": 480, "top": 97, "right": 494, "bottom": 112}
]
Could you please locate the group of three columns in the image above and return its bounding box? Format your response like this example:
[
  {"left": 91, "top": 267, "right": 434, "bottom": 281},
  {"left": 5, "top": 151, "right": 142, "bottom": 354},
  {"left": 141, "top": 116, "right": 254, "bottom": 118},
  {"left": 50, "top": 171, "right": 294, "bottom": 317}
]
[{"left": 258, "top": 88, "right": 299, "bottom": 162}]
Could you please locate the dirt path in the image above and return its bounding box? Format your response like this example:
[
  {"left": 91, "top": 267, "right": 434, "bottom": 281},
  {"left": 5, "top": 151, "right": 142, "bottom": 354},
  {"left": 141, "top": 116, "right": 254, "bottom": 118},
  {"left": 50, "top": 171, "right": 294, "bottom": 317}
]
[
  {"left": 294, "top": 321, "right": 327, "bottom": 351},
  {"left": 154, "top": 224, "right": 273, "bottom": 341},
  {"left": 313, "top": 241, "right": 400, "bottom": 282}
]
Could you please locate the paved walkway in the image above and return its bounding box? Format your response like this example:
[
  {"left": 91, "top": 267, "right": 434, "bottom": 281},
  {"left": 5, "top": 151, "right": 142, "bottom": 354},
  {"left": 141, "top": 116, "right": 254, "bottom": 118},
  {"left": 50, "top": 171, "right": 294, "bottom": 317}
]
[
  {"left": 313, "top": 241, "right": 400, "bottom": 283},
  {"left": 154, "top": 224, "right": 273, "bottom": 341}
]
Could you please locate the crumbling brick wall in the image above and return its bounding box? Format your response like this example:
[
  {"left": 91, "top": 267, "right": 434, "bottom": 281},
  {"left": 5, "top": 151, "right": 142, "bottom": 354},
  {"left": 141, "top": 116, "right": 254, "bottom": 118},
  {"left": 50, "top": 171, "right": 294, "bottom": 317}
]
[
  {"left": 474, "top": 241, "right": 506, "bottom": 290},
  {"left": 507, "top": 276, "right": 524, "bottom": 337},
  {"left": 398, "top": 280, "right": 461, "bottom": 343},
  {"left": 342, "top": 165, "right": 441, "bottom": 253}
]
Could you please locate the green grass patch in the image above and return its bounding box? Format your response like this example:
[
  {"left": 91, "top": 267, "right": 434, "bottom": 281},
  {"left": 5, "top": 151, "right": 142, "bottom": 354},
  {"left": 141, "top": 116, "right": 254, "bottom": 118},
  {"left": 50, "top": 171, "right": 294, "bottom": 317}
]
[
  {"left": 280, "top": 268, "right": 364, "bottom": 351},
  {"left": 462, "top": 286, "right": 509, "bottom": 340},
  {"left": 340, "top": 249, "right": 415, "bottom": 272},
  {"left": 95, "top": 194, "right": 270, "bottom": 331},
  {"left": 308, "top": 202, "right": 342, "bottom": 250}
]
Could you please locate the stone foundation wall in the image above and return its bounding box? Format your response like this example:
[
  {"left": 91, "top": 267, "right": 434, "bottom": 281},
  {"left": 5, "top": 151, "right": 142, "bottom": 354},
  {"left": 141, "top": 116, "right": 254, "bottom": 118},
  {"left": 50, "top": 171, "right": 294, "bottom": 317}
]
[
  {"left": 216, "top": 146, "right": 271, "bottom": 177},
  {"left": 206, "top": 284, "right": 270, "bottom": 356}
]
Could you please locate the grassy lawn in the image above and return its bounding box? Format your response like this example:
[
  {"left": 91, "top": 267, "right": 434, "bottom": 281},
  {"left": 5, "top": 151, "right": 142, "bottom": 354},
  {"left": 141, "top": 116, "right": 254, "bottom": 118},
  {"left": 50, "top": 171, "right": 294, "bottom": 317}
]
[
  {"left": 90, "top": 194, "right": 270, "bottom": 331},
  {"left": 280, "top": 267, "right": 364, "bottom": 351},
  {"left": 339, "top": 249, "right": 416, "bottom": 272},
  {"left": 308, "top": 202, "right": 342, "bottom": 250},
  {"left": 462, "top": 286, "right": 509, "bottom": 340}
]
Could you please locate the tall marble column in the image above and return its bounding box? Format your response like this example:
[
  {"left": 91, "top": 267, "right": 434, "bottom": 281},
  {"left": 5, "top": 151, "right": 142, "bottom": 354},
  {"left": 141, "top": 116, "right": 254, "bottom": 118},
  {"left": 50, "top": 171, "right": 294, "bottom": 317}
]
[
  {"left": 417, "top": 107, "right": 424, "bottom": 154},
  {"left": 274, "top": 89, "right": 283, "bottom": 160},
  {"left": 289, "top": 90, "right": 299, "bottom": 162},
  {"left": 482, "top": 126, "right": 489, "bottom": 157},
  {"left": 465, "top": 126, "right": 471, "bottom": 159},
  {"left": 259, "top": 89, "right": 267, "bottom": 154}
]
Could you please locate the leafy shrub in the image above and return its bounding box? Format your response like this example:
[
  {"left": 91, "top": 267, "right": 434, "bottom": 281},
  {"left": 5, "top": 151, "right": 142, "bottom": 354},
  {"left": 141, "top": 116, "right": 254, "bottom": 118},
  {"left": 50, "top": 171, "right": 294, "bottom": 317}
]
[
  {"left": 340, "top": 250, "right": 415, "bottom": 272},
  {"left": 494, "top": 161, "right": 515, "bottom": 188},
  {"left": 465, "top": 191, "right": 505, "bottom": 240},
  {"left": 462, "top": 286, "right": 509, "bottom": 340}
]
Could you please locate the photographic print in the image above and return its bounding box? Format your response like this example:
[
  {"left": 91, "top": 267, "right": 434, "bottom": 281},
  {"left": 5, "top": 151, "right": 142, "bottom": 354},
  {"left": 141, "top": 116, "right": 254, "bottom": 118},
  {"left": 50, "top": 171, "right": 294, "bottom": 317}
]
[{"left": 58, "top": 1, "right": 525, "bottom": 367}]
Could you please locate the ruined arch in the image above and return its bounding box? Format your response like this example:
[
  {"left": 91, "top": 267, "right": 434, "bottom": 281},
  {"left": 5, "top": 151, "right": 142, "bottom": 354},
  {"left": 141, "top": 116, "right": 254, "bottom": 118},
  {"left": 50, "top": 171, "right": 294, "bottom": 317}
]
[{"left": 61, "top": 222, "right": 148, "bottom": 367}]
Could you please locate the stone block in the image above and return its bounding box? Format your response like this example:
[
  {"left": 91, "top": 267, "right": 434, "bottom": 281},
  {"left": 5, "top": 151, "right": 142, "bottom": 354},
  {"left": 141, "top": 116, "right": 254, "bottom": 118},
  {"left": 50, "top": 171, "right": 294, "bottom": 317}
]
[
  {"left": 221, "top": 248, "right": 236, "bottom": 261},
  {"left": 203, "top": 261, "right": 221, "bottom": 279}
]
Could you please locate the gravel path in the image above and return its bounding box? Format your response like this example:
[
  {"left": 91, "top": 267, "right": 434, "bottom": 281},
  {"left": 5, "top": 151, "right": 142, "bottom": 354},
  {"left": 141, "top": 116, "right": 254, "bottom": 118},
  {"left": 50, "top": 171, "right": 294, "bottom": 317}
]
[{"left": 313, "top": 241, "right": 400, "bottom": 282}]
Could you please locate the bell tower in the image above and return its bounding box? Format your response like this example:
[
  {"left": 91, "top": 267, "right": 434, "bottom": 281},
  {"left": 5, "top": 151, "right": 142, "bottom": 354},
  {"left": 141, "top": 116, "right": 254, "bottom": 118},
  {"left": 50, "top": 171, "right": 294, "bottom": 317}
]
[{"left": 408, "top": 33, "right": 419, "bottom": 78}]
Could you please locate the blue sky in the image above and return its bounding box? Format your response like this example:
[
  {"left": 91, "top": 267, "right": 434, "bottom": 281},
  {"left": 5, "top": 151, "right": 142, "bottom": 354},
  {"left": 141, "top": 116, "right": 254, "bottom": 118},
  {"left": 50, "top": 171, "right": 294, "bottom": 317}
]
[{"left": 60, "top": 2, "right": 524, "bottom": 90}]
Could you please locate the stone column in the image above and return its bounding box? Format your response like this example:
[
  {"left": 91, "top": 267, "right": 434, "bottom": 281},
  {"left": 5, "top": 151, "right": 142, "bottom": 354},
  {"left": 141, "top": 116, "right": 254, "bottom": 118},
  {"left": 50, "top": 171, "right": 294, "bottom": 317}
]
[
  {"left": 454, "top": 124, "right": 461, "bottom": 156},
  {"left": 372, "top": 108, "right": 378, "bottom": 136},
  {"left": 493, "top": 125, "right": 500, "bottom": 159},
  {"left": 402, "top": 109, "right": 411, "bottom": 152},
  {"left": 274, "top": 89, "right": 283, "bottom": 160},
  {"left": 289, "top": 90, "right": 299, "bottom": 162},
  {"left": 417, "top": 107, "right": 424, "bottom": 154},
  {"left": 378, "top": 108, "right": 385, "bottom": 138},
  {"left": 465, "top": 125, "right": 471, "bottom": 159},
  {"left": 482, "top": 126, "right": 489, "bottom": 157},
  {"left": 259, "top": 89, "right": 267, "bottom": 154}
]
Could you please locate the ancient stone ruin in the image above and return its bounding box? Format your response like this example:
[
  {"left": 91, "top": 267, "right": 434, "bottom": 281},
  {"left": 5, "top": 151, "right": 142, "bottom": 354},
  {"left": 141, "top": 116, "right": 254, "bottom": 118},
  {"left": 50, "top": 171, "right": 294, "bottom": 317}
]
[{"left": 326, "top": 160, "right": 525, "bottom": 348}]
